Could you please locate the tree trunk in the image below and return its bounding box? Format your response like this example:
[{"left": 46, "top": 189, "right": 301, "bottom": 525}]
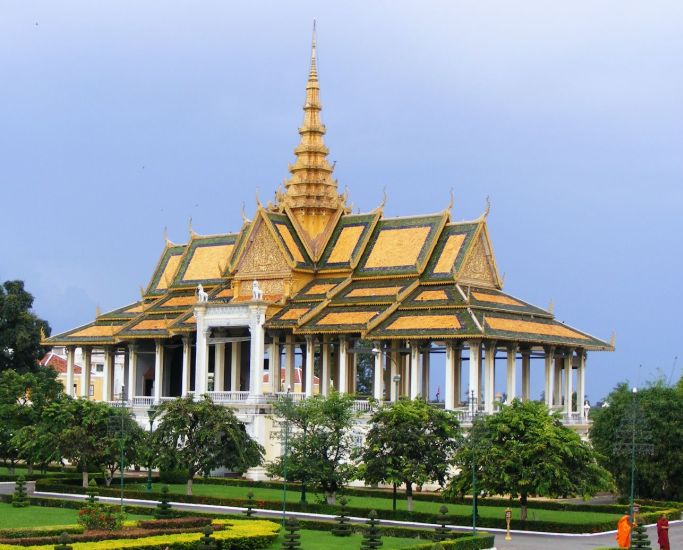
[
  {"left": 406, "top": 482, "right": 414, "bottom": 512},
  {"left": 105, "top": 475, "right": 112, "bottom": 487},
  {"left": 82, "top": 470, "right": 89, "bottom": 488},
  {"left": 27, "top": 463, "right": 33, "bottom": 475},
  {"left": 325, "top": 491, "right": 336, "bottom": 505},
  {"left": 186, "top": 477, "right": 193, "bottom": 496},
  {"left": 520, "top": 493, "right": 528, "bottom": 521}
]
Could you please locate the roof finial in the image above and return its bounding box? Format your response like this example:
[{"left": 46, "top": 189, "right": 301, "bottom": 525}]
[
  {"left": 448, "top": 188, "right": 455, "bottom": 211},
  {"left": 310, "top": 19, "right": 317, "bottom": 79}
]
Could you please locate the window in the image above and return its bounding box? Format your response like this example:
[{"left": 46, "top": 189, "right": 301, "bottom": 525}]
[
  {"left": 89, "top": 385, "right": 94, "bottom": 396},
  {"left": 95, "top": 363, "right": 104, "bottom": 373}
]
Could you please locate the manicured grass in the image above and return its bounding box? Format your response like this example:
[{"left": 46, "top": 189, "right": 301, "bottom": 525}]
[
  {"left": 263, "top": 529, "right": 421, "bottom": 549},
  {"left": 0, "top": 502, "right": 79, "bottom": 528},
  {"left": 0, "top": 503, "right": 151, "bottom": 529},
  {"left": 127, "top": 482, "right": 620, "bottom": 525}
]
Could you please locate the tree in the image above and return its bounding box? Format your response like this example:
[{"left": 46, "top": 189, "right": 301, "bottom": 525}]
[
  {"left": 590, "top": 380, "right": 683, "bottom": 501},
  {"left": 0, "top": 281, "right": 51, "bottom": 374},
  {"left": 0, "top": 368, "right": 64, "bottom": 471},
  {"left": 268, "top": 391, "right": 358, "bottom": 504},
  {"left": 447, "top": 399, "right": 613, "bottom": 520},
  {"left": 152, "top": 396, "right": 263, "bottom": 495},
  {"left": 358, "top": 398, "right": 462, "bottom": 512},
  {"left": 38, "top": 399, "right": 115, "bottom": 487},
  {"left": 0, "top": 368, "right": 66, "bottom": 472},
  {"left": 101, "top": 408, "right": 145, "bottom": 486}
]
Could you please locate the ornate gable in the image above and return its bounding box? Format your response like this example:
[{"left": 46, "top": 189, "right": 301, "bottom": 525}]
[
  {"left": 456, "top": 226, "right": 501, "bottom": 289},
  {"left": 235, "top": 218, "right": 291, "bottom": 279}
]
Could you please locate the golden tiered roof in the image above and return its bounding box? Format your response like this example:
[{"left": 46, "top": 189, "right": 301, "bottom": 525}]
[{"left": 44, "top": 32, "right": 612, "bottom": 352}]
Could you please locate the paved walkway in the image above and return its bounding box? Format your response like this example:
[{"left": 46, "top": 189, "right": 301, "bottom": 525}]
[{"left": 35, "top": 491, "right": 681, "bottom": 549}]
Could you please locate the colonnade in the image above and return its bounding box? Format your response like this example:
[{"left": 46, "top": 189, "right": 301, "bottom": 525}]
[{"left": 61, "top": 336, "right": 588, "bottom": 420}]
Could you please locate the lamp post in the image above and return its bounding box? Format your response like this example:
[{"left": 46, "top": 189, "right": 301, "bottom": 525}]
[
  {"left": 119, "top": 386, "right": 126, "bottom": 511},
  {"left": 281, "top": 386, "right": 292, "bottom": 526},
  {"left": 628, "top": 387, "right": 637, "bottom": 532},
  {"left": 469, "top": 389, "right": 481, "bottom": 534},
  {"left": 146, "top": 405, "right": 157, "bottom": 493}
]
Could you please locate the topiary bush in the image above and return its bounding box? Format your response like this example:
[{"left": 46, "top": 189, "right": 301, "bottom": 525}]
[
  {"left": 630, "top": 522, "right": 652, "bottom": 549},
  {"left": 331, "top": 496, "right": 352, "bottom": 537},
  {"left": 361, "top": 510, "right": 382, "bottom": 549},
  {"left": 244, "top": 491, "right": 256, "bottom": 518},
  {"left": 53, "top": 532, "right": 73, "bottom": 550},
  {"left": 12, "top": 476, "right": 29, "bottom": 508},
  {"left": 154, "top": 485, "right": 175, "bottom": 519},
  {"left": 281, "top": 517, "right": 301, "bottom": 549},
  {"left": 434, "top": 505, "right": 450, "bottom": 542}
]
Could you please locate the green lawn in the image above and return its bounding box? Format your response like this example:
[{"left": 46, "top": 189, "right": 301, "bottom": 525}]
[
  {"left": 263, "top": 529, "right": 422, "bottom": 549},
  {"left": 127, "top": 482, "right": 619, "bottom": 525},
  {"left": 0, "top": 503, "right": 151, "bottom": 529}
]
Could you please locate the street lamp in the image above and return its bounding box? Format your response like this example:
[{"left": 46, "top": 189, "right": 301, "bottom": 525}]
[
  {"left": 281, "top": 386, "right": 292, "bottom": 526},
  {"left": 146, "top": 405, "right": 158, "bottom": 493},
  {"left": 628, "top": 387, "right": 637, "bottom": 530},
  {"left": 469, "top": 389, "right": 482, "bottom": 534}
]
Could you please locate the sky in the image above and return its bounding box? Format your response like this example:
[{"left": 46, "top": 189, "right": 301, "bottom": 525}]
[{"left": 1, "top": 1, "right": 682, "bottom": 402}]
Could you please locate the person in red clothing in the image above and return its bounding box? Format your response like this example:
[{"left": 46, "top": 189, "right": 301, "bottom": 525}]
[{"left": 657, "top": 513, "right": 670, "bottom": 550}]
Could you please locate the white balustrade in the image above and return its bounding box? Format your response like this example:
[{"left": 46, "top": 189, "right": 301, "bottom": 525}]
[
  {"left": 352, "top": 400, "right": 371, "bottom": 412},
  {"left": 274, "top": 391, "right": 306, "bottom": 402},
  {"left": 132, "top": 396, "right": 154, "bottom": 407},
  {"left": 208, "top": 391, "right": 250, "bottom": 403}
]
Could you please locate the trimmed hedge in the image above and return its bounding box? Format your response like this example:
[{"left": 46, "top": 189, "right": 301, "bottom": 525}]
[
  {"left": 138, "top": 518, "right": 212, "bottom": 530},
  {"left": 406, "top": 534, "right": 495, "bottom": 549},
  {"left": 0, "top": 520, "right": 279, "bottom": 550},
  {"left": 34, "top": 480, "right": 681, "bottom": 534},
  {"left": 0, "top": 526, "right": 84, "bottom": 540}
]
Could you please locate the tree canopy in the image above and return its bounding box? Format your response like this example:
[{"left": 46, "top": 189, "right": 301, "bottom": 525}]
[
  {"left": 0, "top": 281, "right": 51, "bottom": 374},
  {"left": 590, "top": 379, "right": 683, "bottom": 501},
  {"left": 152, "top": 395, "right": 264, "bottom": 495},
  {"left": 358, "top": 398, "right": 462, "bottom": 511},
  {"left": 268, "top": 391, "right": 358, "bottom": 503},
  {"left": 447, "top": 399, "right": 614, "bottom": 520}
]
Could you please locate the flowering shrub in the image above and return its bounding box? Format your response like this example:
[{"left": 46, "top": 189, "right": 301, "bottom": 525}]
[{"left": 77, "top": 505, "right": 124, "bottom": 531}]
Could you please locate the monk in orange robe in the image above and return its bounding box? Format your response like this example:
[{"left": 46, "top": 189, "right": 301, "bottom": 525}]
[
  {"left": 616, "top": 514, "right": 631, "bottom": 548},
  {"left": 657, "top": 513, "right": 670, "bottom": 550}
]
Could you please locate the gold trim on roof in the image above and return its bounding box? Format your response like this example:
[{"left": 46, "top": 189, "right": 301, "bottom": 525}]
[
  {"left": 415, "top": 290, "right": 449, "bottom": 301},
  {"left": 70, "top": 325, "right": 119, "bottom": 338},
  {"left": 183, "top": 244, "right": 234, "bottom": 282}
]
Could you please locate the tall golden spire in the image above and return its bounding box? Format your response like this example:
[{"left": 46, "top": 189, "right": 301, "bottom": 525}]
[{"left": 276, "top": 21, "right": 347, "bottom": 251}]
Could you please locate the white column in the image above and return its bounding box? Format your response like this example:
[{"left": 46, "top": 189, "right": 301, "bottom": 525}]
[
  {"left": 102, "top": 346, "right": 113, "bottom": 402},
  {"left": 468, "top": 340, "right": 481, "bottom": 412},
  {"left": 65, "top": 346, "right": 75, "bottom": 397},
  {"left": 284, "top": 335, "right": 295, "bottom": 391},
  {"left": 81, "top": 347, "right": 92, "bottom": 398},
  {"left": 484, "top": 341, "right": 496, "bottom": 414},
  {"left": 373, "top": 342, "right": 384, "bottom": 401},
  {"left": 544, "top": 346, "right": 555, "bottom": 408},
  {"left": 231, "top": 341, "right": 241, "bottom": 391},
  {"left": 445, "top": 342, "right": 455, "bottom": 410},
  {"left": 304, "top": 336, "right": 315, "bottom": 397},
  {"left": 565, "top": 349, "right": 574, "bottom": 416},
  {"left": 269, "top": 337, "right": 281, "bottom": 394},
  {"left": 506, "top": 343, "right": 518, "bottom": 403},
  {"left": 409, "top": 340, "right": 421, "bottom": 399},
  {"left": 521, "top": 348, "right": 531, "bottom": 401},
  {"left": 337, "top": 337, "right": 348, "bottom": 394},
  {"left": 578, "top": 350, "right": 587, "bottom": 419},
  {"left": 554, "top": 360, "right": 562, "bottom": 407},
  {"left": 389, "top": 340, "right": 400, "bottom": 402},
  {"left": 214, "top": 343, "right": 225, "bottom": 392},
  {"left": 321, "top": 335, "right": 331, "bottom": 396},
  {"left": 122, "top": 348, "right": 130, "bottom": 400},
  {"left": 153, "top": 339, "right": 164, "bottom": 404},
  {"left": 181, "top": 336, "right": 192, "bottom": 396},
  {"left": 248, "top": 304, "right": 266, "bottom": 397},
  {"left": 128, "top": 344, "right": 137, "bottom": 398},
  {"left": 195, "top": 328, "right": 210, "bottom": 397}
]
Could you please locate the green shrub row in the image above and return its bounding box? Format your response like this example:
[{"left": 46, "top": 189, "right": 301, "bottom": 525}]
[
  {"left": 295, "top": 518, "right": 475, "bottom": 540},
  {"left": 0, "top": 525, "right": 84, "bottom": 540},
  {"left": 406, "top": 534, "right": 495, "bottom": 550},
  {"left": 31, "top": 482, "right": 643, "bottom": 533}
]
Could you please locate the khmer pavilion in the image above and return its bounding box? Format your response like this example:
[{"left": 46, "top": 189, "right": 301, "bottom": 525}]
[{"left": 44, "top": 33, "right": 613, "bottom": 474}]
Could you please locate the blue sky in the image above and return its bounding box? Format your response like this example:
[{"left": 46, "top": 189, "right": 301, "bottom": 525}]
[{"left": 1, "top": 1, "right": 682, "bottom": 401}]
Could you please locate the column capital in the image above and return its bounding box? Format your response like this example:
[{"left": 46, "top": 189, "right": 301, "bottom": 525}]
[
  {"left": 506, "top": 342, "right": 519, "bottom": 353},
  {"left": 181, "top": 335, "right": 192, "bottom": 345},
  {"left": 543, "top": 345, "right": 556, "bottom": 356}
]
